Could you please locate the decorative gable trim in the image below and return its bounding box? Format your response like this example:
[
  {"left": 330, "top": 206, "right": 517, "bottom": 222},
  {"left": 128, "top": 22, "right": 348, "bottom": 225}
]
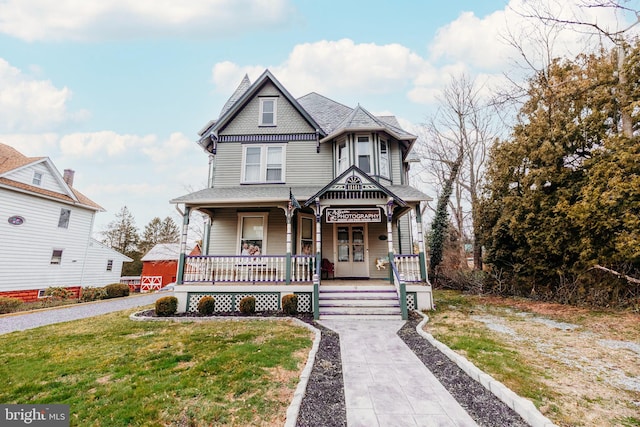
[
  {"left": 303, "top": 164, "right": 407, "bottom": 207},
  {"left": 199, "top": 70, "right": 325, "bottom": 152},
  {"left": 218, "top": 133, "right": 317, "bottom": 143}
]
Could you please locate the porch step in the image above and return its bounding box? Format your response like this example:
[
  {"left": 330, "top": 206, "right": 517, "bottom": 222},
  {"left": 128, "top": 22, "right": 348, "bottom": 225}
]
[{"left": 318, "top": 285, "right": 402, "bottom": 320}]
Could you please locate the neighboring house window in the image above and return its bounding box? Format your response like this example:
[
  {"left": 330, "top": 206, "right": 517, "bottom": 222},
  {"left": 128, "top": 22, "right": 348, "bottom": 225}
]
[
  {"left": 241, "top": 145, "right": 285, "bottom": 183},
  {"left": 106, "top": 259, "right": 113, "bottom": 271},
  {"left": 379, "top": 139, "right": 390, "bottom": 178},
  {"left": 299, "top": 214, "right": 314, "bottom": 255},
  {"left": 259, "top": 97, "right": 277, "bottom": 126},
  {"left": 32, "top": 172, "right": 43, "bottom": 186},
  {"left": 238, "top": 213, "right": 268, "bottom": 256},
  {"left": 337, "top": 141, "right": 348, "bottom": 174},
  {"left": 58, "top": 208, "right": 71, "bottom": 228},
  {"left": 51, "top": 249, "right": 63, "bottom": 265},
  {"left": 357, "top": 136, "right": 371, "bottom": 173}
]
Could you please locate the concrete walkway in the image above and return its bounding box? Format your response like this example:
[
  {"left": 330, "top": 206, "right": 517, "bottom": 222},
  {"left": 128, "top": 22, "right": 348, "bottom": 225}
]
[{"left": 320, "top": 319, "right": 478, "bottom": 427}]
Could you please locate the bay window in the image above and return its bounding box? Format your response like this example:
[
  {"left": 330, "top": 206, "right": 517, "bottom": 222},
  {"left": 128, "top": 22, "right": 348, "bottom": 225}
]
[{"left": 357, "top": 136, "right": 371, "bottom": 173}]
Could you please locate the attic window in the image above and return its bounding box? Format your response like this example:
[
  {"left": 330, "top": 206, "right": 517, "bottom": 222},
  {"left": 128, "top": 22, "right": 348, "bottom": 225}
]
[
  {"left": 32, "top": 172, "right": 43, "bottom": 186},
  {"left": 260, "top": 98, "right": 277, "bottom": 126},
  {"left": 106, "top": 259, "right": 113, "bottom": 271}
]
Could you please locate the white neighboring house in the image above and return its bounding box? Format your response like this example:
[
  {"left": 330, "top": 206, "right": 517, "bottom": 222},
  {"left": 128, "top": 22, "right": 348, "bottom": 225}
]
[{"left": 0, "top": 142, "right": 131, "bottom": 301}]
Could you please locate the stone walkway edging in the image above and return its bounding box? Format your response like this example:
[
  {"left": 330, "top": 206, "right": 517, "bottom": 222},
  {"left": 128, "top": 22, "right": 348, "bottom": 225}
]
[
  {"left": 414, "top": 311, "right": 557, "bottom": 427},
  {"left": 129, "top": 312, "right": 321, "bottom": 427}
]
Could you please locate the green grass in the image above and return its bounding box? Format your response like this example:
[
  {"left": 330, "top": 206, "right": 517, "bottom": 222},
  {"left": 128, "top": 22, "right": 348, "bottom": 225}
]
[
  {"left": 428, "top": 290, "right": 555, "bottom": 407},
  {"left": 0, "top": 310, "right": 312, "bottom": 426}
]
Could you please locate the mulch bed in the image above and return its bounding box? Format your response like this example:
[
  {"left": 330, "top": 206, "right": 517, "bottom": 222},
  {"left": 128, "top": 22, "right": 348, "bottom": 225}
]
[
  {"left": 138, "top": 309, "right": 528, "bottom": 426},
  {"left": 397, "top": 312, "right": 529, "bottom": 427}
]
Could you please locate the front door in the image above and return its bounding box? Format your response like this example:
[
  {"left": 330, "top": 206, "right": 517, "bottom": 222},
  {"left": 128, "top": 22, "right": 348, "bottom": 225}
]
[{"left": 334, "top": 224, "right": 369, "bottom": 278}]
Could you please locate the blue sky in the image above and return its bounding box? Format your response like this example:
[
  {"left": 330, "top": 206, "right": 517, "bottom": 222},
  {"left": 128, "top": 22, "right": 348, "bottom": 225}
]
[{"left": 0, "top": 0, "right": 635, "bottom": 237}]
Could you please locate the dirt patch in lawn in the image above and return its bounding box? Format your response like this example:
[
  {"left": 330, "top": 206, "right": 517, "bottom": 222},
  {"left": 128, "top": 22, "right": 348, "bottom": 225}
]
[{"left": 425, "top": 292, "right": 640, "bottom": 427}]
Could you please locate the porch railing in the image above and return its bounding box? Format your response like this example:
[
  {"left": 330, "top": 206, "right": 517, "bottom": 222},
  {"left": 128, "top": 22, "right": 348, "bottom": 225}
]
[
  {"left": 394, "top": 254, "right": 422, "bottom": 282},
  {"left": 184, "top": 255, "right": 316, "bottom": 283},
  {"left": 390, "top": 260, "right": 408, "bottom": 320}
]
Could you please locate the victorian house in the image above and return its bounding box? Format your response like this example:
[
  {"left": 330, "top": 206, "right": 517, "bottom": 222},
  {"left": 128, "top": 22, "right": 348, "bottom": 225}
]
[{"left": 171, "top": 70, "right": 432, "bottom": 319}]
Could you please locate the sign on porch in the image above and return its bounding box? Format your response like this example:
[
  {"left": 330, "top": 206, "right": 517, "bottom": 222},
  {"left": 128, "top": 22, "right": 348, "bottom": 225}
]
[{"left": 326, "top": 208, "right": 381, "bottom": 223}]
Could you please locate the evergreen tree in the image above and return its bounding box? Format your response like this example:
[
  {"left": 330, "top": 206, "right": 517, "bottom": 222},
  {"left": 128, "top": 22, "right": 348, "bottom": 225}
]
[
  {"left": 102, "top": 206, "right": 139, "bottom": 254},
  {"left": 482, "top": 41, "right": 640, "bottom": 297},
  {"left": 139, "top": 216, "right": 180, "bottom": 255}
]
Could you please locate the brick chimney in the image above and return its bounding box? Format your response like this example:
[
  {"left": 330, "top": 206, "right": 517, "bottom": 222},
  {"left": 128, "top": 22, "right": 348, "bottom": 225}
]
[{"left": 63, "top": 169, "right": 75, "bottom": 187}]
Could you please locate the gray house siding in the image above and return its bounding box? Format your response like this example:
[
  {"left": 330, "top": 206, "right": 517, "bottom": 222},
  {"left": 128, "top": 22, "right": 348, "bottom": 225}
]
[
  {"left": 220, "top": 82, "right": 315, "bottom": 135},
  {"left": 286, "top": 141, "right": 333, "bottom": 185},
  {"left": 207, "top": 208, "right": 286, "bottom": 255},
  {"left": 212, "top": 143, "right": 242, "bottom": 187}
]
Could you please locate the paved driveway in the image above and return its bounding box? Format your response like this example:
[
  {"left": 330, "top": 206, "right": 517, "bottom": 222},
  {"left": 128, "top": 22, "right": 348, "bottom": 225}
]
[{"left": 0, "top": 293, "right": 166, "bottom": 335}]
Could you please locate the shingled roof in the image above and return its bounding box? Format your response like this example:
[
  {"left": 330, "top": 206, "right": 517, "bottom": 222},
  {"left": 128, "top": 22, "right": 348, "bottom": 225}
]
[{"left": 0, "top": 142, "right": 104, "bottom": 211}]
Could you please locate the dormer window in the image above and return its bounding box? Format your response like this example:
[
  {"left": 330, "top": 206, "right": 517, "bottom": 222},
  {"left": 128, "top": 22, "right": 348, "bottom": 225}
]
[
  {"left": 259, "top": 97, "right": 277, "bottom": 126},
  {"left": 32, "top": 172, "right": 43, "bottom": 186}
]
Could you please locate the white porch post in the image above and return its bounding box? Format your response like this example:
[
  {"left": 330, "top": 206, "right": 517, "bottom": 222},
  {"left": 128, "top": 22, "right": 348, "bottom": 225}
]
[
  {"left": 314, "top": 198, "right": 322, "bottom": 277},
  {"left": 386, "top": 198, "right": 394, "bottom": 281},
  {"left": 285, "top": 206, "right": 293, "bottom": 285},
  {"left": 176, "top": 206, "right": 191, "bottom": 285}
]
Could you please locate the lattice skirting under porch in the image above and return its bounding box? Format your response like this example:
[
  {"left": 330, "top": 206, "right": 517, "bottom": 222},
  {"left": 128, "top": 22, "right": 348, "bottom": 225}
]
[
  {"left": 406, "top": 292, "right": 417, "bottom": 310},
  {"left": 187, "top": 291, "right": 312, "bottom": 313}
]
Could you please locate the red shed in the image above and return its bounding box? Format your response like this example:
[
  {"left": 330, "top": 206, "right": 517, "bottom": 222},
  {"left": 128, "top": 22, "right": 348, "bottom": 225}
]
[{"left": 140, "top": 243, "right": 200, "bottom": 291}]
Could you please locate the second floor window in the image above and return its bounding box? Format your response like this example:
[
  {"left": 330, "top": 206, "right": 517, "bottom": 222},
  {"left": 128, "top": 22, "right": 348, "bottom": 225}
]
[
  {"left": 380, "top": 140, "right": 390, "bottom": 178},
  {"left": 260, "top": 98, "right": 277, "bottom": 126},
  {"left": 242, "top": 144, "right": 285, "bottom": 183},
  {"left": 337, "top": 142, "right": 348, "bottom": 174},
  {"left": 58, "top": 208, "right": 71, "bottom": 228},
  {"left": 357, "top": 136, "right": 371, "bottom": 173},
  {"left": 106, "top": 259, "right": 113, "bottom": 271}
]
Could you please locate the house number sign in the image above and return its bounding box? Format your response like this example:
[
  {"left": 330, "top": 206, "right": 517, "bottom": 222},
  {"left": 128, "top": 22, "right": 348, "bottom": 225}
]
[{"left": 326, "top": 208, "right": 381, "bottom": 223}]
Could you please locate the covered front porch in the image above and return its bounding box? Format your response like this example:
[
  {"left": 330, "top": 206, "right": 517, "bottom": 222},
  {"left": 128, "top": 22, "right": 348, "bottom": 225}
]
[{"left": 171, "top": 170, "right": 432, "bottom": 319}]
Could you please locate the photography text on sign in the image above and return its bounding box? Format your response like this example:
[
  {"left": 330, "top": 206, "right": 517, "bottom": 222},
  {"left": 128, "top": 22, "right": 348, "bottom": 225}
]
[{"left": 326, "top": 208, "right": 381, "bottom": 223}]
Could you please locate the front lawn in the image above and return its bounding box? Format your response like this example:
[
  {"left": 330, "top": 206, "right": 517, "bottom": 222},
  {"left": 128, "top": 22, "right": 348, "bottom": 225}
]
[{"left": 0, "top": 309, "right": 313, "bottom": 426}]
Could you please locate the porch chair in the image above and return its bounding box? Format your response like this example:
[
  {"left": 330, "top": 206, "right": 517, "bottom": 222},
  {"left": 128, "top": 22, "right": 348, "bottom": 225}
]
[{"left": 321, "top": 258, "right": 334, "bottom": 280}]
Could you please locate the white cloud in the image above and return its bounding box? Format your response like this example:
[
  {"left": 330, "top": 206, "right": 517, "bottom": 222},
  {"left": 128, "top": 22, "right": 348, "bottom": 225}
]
[
  {"left": 59, "top": 131, "right": 156, "bottom": 158},
  {"left": 430, "top": 0, "right": 638, "bottom": 72},
  {"left": 0, "top": 0, "right": 294, "bottom": 42},
  {"left": 212, "top": 39, "right": 432, "bottom": 103},
  {"left": 0, "top": 59, "right": 85, "bottom": 132}
]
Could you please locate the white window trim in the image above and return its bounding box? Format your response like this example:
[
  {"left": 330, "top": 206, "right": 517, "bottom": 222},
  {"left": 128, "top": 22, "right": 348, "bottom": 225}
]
[
  {"left": 32, "top": 171, "right": 43, "bottom": 186},
  {"left": 51, "top": 249, "right": 63, "bottom": 265},
  {"left": 58, "top": 208, "right": 71, "bottom": 229},
  {"left": 379, "top": 139, "right": 390, "bottom": 179},
  {"left": 259, "top": 97, "right": 277, "bottom": 126},
  {"left": 356, "top": 135, "right": 372, "bottom": 173},
  {"left": 236, "top": 212, "right": 269, "bottom": 255},
  {"left": 337, "top": 141, "right": 348, "bottom": 174},
  {"left": 297, "top": 213, "right": 315, "bottom": 255},
  {"left": 241, "top": 144, "right": 286, "bottom": 184}
]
